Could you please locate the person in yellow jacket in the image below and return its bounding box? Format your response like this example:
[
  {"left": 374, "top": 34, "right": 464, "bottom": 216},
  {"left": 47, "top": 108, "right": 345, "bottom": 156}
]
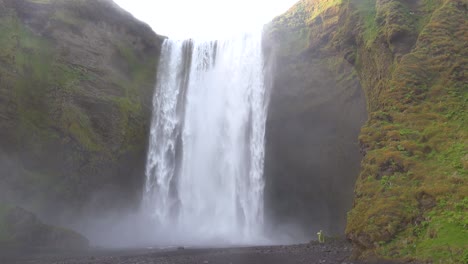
[{"left": 317, "top": 230, "right": 325, "bottom": 243}]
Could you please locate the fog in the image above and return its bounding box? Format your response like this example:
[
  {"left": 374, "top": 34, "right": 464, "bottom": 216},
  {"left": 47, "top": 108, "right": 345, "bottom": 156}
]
[{"left": 66, "top": 207, "right": 307, "bottom": 248}]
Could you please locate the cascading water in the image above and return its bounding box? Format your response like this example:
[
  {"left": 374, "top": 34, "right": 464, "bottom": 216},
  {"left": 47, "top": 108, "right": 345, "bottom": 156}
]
[{"left": 144, "top": 31, "right": 268, "bottom": 245}]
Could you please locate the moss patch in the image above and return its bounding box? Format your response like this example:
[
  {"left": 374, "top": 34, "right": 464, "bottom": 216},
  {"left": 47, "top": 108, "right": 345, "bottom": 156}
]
[{"left": 378, "top": 198, "right": 468, "bottom": 263}]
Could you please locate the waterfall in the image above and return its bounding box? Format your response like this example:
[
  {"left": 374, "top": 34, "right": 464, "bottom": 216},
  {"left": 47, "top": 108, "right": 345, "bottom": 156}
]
[{"left": 144, "top": 32, "right": 268, "bottom": 245}]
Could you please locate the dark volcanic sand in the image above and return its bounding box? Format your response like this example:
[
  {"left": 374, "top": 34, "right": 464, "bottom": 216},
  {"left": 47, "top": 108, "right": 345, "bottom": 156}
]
[{"left": 2, "top": 241, "right": 403, "bottom": 264}]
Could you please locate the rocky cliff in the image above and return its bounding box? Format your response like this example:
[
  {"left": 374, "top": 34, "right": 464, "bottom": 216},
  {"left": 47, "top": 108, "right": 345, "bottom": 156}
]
[
  {"left": 0, "top": 0, "right": 163, "bottom": 223},
  {"left": 265, "top": 0, "right": 467, "bottom": 262},
  {"left": 262, "top": 0, "right": 367, "bottom": 238}
]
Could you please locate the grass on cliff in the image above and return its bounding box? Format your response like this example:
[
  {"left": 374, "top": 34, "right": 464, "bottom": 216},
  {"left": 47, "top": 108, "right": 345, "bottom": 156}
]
[
  {"left": 1, "top": 2, "right": 154, "bottom": 154},
  {"left": 0, "top": 1, "right": 157, "bottom": 211},
  {"left": 346, "top": 0, "right": 467, "bottom": 262},
  {"left": 0, "top": 10, "right": 96, "bottom": 150},
  {"left": 377, "top": 198, "right": 468, "bottom": 263},
  {"left": 349, "top": 0, "right": 378, "bottom": 47},
  {"left": 268, "top": 0, "right": 466, "bottom": 261}
]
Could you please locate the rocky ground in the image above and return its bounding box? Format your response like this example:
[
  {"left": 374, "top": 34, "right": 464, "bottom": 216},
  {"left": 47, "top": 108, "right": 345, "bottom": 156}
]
[{"left": 1, "top": 241, "right": 406, "bottom": 264}]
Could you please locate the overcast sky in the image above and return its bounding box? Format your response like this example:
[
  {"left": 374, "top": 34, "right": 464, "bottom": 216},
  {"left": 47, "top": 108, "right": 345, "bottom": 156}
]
[{"left": 113, "top": 0, "right": 299, "bottom": 39}]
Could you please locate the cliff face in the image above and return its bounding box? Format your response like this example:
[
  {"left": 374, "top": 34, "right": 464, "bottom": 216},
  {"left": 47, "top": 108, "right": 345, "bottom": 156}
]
[
  {"left": 266, "top": 0, "right": 467, "bottom": 262},
  {"left": 263, "top": 0, "right": 367, "bottom": 237},
  {"left": 0, "top": 0, "right": 163, "bottom": 220}
]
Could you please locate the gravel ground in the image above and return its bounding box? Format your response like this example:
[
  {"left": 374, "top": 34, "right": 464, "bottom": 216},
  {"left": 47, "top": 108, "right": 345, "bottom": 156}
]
[{"left": 1, "top": 241, "right": 403, "bottom": 264}]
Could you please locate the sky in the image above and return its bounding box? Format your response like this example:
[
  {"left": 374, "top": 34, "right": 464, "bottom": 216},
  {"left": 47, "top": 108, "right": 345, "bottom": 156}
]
[{"left": 113, "top": 0, "right": 300, "bottom": 39}]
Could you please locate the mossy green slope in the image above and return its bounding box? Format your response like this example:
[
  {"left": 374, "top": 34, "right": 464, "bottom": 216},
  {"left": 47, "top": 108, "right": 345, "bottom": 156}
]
[
  {"left": 268, "top": 0, "right": 467, "bottom": 262},
  {"left": 0, "top": 0, "right": 163, "bottom": 217},
  {"left": 349, "top": 1, "right": 467, "bottom": 262}
]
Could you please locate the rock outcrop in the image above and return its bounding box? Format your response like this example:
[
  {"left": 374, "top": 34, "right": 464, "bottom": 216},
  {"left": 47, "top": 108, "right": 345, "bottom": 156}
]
[{"left": 0, "top": 0, "right": 163, "bottom": 220}]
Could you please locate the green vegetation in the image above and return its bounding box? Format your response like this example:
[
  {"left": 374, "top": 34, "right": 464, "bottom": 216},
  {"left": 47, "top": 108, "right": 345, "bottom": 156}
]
[
  {"left": 269, "top": 0, "right": 467, "bottom": 262},
  {"left": 0, "top": 0, "right": 160, "bottom": 213},
  {"left": 349, "top": 0, "right": 467, "bottom": 261},
  {"left": 350, "top": 0, "right": 378, "bottom": 46},
  {"left": 303, "top": 0, "right": 343, "bottom": 23},
  {"left": 379, "top": 198, "right": 468, "bottom": 263}
]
